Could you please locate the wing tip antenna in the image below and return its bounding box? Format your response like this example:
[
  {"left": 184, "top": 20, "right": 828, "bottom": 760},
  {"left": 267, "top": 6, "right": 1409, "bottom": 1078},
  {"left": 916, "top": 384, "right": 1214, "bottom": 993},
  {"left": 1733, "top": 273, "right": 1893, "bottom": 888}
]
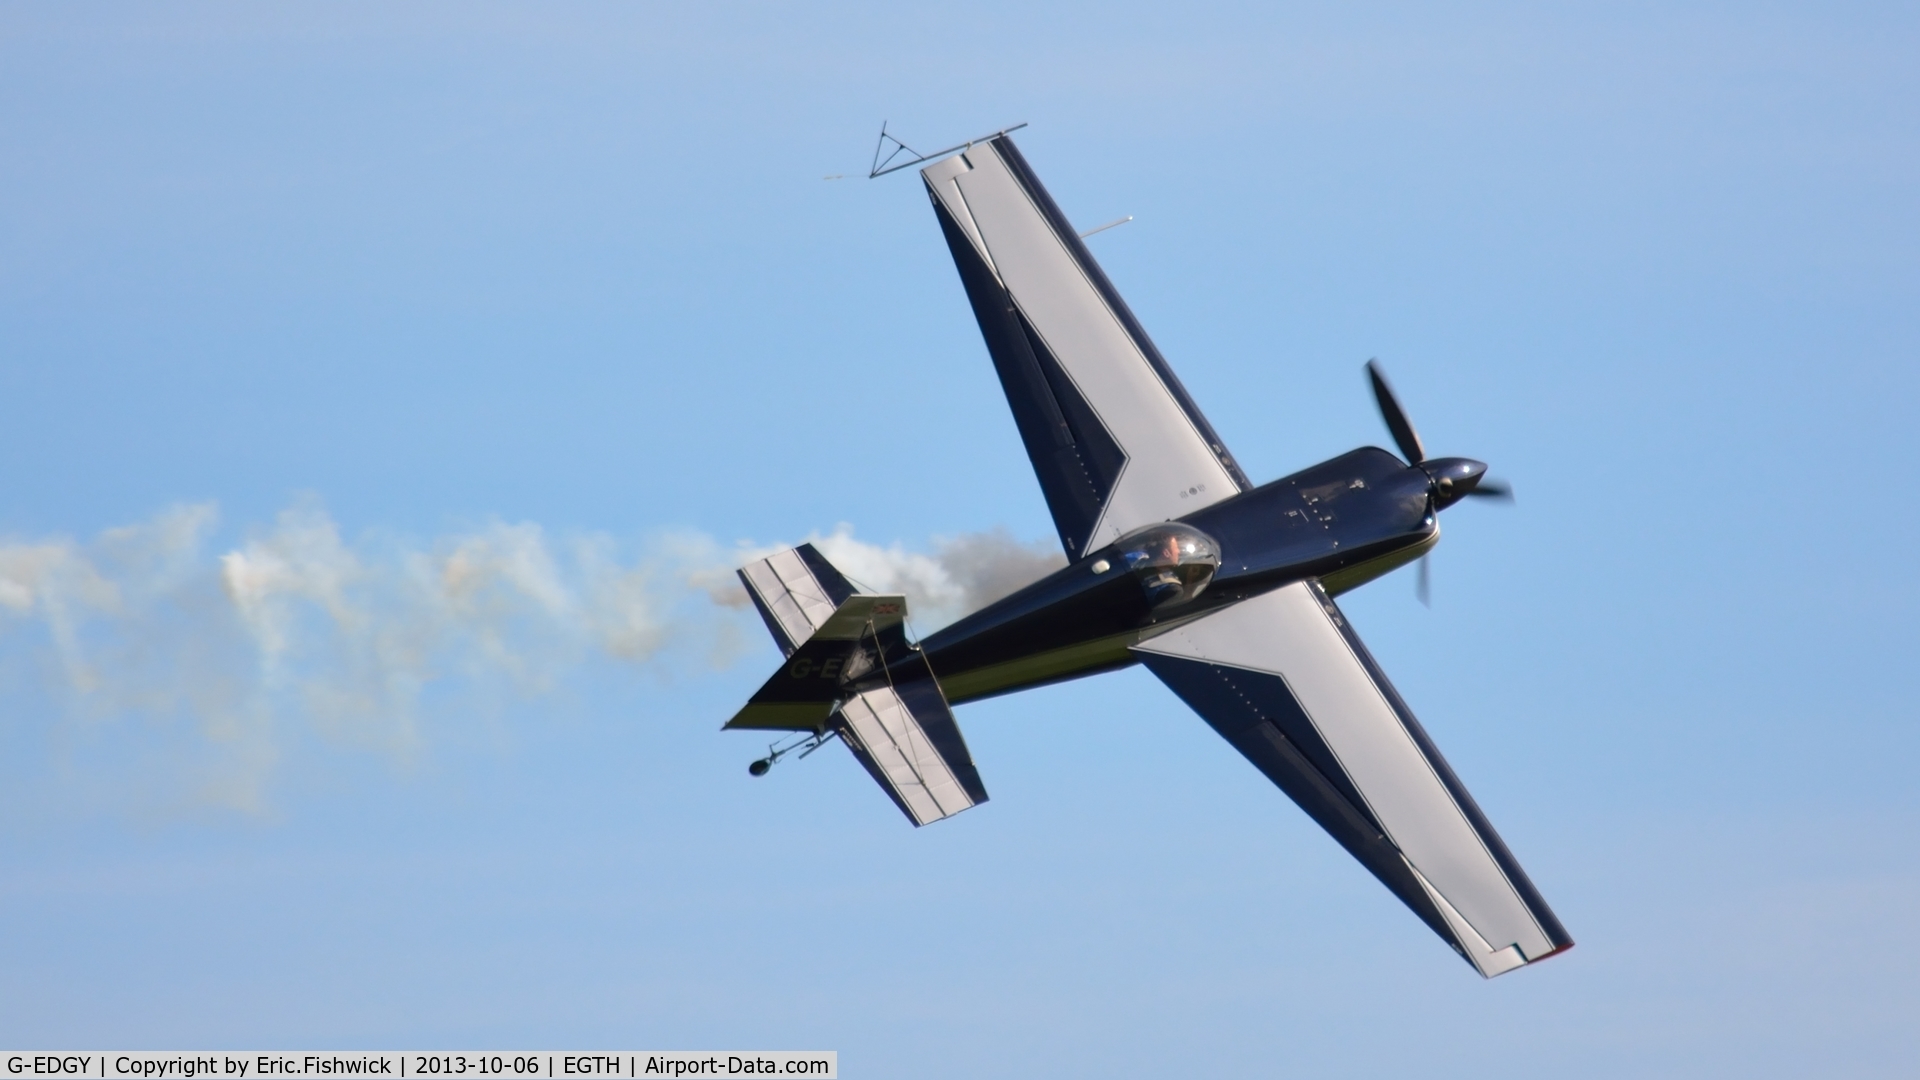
[
  {"left": 1078, "top": 215, "right": 1134, "bottom": 239},
  {"left": 867, "top": 120, "right": 1030, "bottom": 178}
]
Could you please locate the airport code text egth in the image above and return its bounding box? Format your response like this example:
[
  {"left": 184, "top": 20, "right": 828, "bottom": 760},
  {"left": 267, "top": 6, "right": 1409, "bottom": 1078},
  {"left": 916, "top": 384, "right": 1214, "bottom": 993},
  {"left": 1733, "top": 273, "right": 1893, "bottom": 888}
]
[{"left": 7, "top": 1057, "right": 833, "bottom": 1079}]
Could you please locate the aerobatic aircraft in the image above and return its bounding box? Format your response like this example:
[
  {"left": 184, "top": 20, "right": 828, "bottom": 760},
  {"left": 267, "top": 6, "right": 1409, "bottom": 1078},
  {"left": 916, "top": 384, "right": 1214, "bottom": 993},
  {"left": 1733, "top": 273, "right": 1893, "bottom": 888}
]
[{"left": 724, "top": 130, "right": 1571, "bottom": 977}]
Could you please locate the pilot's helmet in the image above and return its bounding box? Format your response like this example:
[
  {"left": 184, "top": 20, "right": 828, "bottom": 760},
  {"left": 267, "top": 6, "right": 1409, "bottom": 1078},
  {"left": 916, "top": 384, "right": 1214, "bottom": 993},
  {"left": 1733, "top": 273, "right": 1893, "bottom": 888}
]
[{"left": 1113, "top": 522, "right": 1221, "bottom": 608}]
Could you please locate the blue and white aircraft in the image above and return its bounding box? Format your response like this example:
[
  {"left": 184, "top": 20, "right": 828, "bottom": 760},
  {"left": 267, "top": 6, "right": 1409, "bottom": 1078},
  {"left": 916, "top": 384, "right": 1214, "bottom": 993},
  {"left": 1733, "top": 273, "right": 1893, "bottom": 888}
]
[{"left": 725, "top": 132, "right": 1571, "bottom": 977}]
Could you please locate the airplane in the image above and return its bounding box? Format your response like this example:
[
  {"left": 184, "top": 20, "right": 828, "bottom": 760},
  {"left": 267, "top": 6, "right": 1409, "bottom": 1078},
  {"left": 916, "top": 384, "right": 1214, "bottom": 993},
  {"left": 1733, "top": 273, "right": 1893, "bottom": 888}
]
[{"left": 723, "top": 130, "right": 1572, "bottom": 978}]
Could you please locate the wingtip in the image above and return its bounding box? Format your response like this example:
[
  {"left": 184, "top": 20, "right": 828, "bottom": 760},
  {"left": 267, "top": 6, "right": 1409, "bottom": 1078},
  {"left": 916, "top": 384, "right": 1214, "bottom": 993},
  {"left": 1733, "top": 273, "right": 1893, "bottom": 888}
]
[{"left": 1532, "top": 940, "right": 1576, "bottom": 964}]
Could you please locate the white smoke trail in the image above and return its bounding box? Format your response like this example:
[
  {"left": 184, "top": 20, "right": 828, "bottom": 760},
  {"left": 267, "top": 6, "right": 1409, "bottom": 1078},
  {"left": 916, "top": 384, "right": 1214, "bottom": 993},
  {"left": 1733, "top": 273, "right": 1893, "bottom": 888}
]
[
  {"left": 706, "top": 523, "right": 1065, "bottom": 633},
  {"left": 0, "top": 502, "right": 1063, "bottom": 817}
]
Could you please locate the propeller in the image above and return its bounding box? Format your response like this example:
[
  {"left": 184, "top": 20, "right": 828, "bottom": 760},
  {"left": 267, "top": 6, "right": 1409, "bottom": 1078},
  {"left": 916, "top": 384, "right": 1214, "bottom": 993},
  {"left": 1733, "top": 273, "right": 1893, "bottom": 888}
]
[
  {"left": 1367, "top": 360, "right": 1426, "bottom": 466},
  {"left": 1365, "top": 359, "right": 1514, "bottom": 605},
  {"left": 1472, "top": 479, "right": 1514, "bottom": 501},
  {"left": 1365, "top": 359, "right": 1514, "bottom": 507}
]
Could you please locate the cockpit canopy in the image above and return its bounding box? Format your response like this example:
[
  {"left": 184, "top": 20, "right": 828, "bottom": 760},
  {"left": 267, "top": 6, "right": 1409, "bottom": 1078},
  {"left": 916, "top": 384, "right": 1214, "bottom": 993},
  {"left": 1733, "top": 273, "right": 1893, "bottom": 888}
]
[{"left": 1112, "top": 522, "right": 1221, "bottom": 608}]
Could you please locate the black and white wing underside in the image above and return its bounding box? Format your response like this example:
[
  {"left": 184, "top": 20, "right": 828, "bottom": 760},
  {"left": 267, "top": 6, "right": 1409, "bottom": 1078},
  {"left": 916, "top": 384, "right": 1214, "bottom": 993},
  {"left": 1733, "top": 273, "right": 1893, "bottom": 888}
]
[
  {"left": 922, "top": 137, "right": 1250, "bottom": 559},
  {"left": 1133, "top": 580, "right": 1573, "bottom": 977}
]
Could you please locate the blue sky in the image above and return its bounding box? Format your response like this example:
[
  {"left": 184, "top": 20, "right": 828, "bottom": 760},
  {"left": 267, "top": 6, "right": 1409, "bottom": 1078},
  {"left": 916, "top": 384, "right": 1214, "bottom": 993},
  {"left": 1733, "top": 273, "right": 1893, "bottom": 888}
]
[{"left": 2, "top": 3, "right": 1917, "bottom": 1076}]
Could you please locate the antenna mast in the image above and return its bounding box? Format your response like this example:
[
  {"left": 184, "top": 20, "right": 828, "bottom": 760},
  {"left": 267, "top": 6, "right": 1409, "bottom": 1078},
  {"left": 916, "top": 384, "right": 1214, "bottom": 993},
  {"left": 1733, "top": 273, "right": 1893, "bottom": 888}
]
[{"left": 868, "top": 120, "right": 1029, "bottom": 178}]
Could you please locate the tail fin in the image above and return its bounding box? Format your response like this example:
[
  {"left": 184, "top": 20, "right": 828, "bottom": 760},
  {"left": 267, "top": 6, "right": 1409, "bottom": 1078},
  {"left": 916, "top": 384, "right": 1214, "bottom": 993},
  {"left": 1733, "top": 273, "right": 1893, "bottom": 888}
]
[{"left": 728, "top": 544, "right": 988, "bottom": 827}]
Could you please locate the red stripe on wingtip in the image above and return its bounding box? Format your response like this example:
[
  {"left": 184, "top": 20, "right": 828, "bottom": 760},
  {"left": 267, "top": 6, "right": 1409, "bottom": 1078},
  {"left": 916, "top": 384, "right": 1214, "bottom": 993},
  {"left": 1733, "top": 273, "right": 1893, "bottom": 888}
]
[{"left": 1531, "top": 941, "right": 1576, "bottom": 963}]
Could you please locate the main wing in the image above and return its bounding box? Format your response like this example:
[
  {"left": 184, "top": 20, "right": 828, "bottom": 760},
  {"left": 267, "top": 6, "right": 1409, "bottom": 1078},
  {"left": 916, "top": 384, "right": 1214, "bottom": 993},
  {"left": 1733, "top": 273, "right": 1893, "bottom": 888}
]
[
  {"left": 921, "top": 137, "right": 1249, "bottom": 559},
  {"left": 1132, "top": 580, "right": 1572, "bottom": 977}
]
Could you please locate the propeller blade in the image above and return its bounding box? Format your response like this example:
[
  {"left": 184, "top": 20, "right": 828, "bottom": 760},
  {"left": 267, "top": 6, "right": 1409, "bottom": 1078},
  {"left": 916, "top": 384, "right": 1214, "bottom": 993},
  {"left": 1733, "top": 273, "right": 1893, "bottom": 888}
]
[
  {"left": 1366, "top": 360, "right": 1426, "bottom": 465},
  {"left": 1416, "top": 552, "right": 1431, "bottom": 607},
  {"left": 1465, "top": 478, "right": 1514, "bottom": 502}
]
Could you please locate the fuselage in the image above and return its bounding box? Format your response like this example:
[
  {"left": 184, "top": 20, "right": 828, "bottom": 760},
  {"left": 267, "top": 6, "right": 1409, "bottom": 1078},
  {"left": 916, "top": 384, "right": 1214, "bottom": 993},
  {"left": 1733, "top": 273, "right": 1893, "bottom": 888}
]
[{"left": 920, "top": 446, "right": 1437, "bottom": 704}]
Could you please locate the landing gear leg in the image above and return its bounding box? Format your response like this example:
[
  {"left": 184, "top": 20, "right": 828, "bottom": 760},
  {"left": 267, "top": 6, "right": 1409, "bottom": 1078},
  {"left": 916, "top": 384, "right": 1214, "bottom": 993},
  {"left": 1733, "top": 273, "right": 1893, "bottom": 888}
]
[{"left": 746, "top": 727, "right": 839, "bottom": 777}]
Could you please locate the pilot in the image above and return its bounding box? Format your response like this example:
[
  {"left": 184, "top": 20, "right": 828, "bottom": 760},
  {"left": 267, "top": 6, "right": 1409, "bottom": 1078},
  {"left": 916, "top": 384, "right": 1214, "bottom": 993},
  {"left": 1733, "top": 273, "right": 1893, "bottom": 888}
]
[
  {"left": 1161, "top": 531, "right": 1183, "bottom": 564},
  {"left": 1141, "top": 529, "right": 1186, "bottom": 606}
]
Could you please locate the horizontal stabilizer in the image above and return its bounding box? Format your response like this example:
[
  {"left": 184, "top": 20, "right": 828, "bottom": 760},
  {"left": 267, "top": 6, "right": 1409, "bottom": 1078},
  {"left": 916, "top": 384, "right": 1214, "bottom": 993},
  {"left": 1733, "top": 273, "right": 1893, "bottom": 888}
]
[
  {"left": 739, "top": 544, "right": 859, "bottom": 657},
  {"left": 837, "top": 653, "right": 987, "bottom": 827},
  {"left": 729, "top": 544, "right": 988, "bottom": 827}
]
